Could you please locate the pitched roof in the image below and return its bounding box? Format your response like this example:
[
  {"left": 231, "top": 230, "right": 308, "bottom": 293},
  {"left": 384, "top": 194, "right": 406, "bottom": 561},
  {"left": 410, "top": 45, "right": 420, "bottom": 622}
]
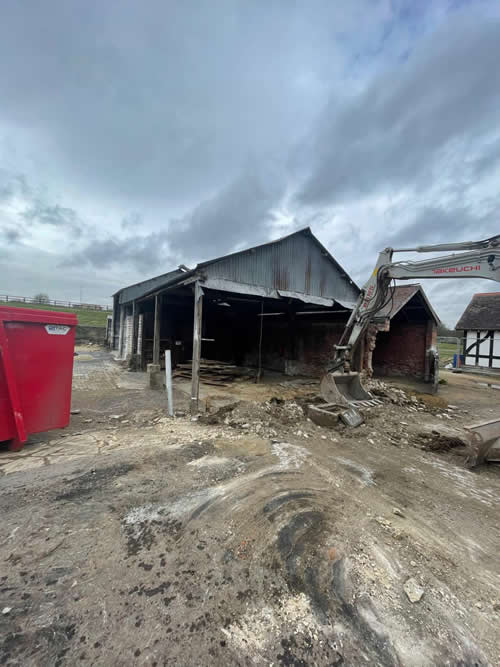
[
  {"left": 197, "top": 227, "right": 358, "bottom": 290},
  {"left": 456, "top": 292, "right": 500, "bottom": 330},
  {"left": 115, "top": 268, "right": 190, "bottom": 304},
  {"left": 115, "top": 227, "right": 359, "bottom": 305},
  {"left": 373, "top": 284, "right": 440, "bottom": 324}
]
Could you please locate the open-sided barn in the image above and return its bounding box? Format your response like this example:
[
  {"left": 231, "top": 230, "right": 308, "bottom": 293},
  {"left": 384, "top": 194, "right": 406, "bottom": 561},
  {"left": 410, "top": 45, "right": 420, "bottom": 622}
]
[{"left": 111, "top": 228, "right": 439, "bottom": 412}]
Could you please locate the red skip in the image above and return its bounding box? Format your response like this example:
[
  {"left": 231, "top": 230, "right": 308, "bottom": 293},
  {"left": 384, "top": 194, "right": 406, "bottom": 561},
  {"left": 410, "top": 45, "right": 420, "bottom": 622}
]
[{"left": 0, "top": 306, "right": 77, "bottom": 451}]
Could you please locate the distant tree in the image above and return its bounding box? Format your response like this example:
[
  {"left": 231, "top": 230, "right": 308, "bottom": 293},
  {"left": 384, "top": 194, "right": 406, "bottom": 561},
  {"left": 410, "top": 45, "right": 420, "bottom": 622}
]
[
  {"left": 437, "top": 322, "right": 457, "bottom": 337},
  {"left": 34, "top": 292, "right": 50, "bottom": 304}
]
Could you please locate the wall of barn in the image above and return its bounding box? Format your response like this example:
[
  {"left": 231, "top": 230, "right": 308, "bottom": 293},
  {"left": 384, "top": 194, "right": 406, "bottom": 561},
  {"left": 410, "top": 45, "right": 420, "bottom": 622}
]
[
  {"left": 243, "top": 317, "right": 359, "bottom": 376},
  {"left": 372, "top": 320, "right": 435, "bottom": 379}
]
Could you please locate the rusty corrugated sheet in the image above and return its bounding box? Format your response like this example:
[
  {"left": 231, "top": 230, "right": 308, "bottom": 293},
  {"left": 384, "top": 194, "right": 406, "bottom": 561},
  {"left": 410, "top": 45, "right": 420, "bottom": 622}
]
[{"left": 202, "top": 230, "right": 358, "bottom": 303}]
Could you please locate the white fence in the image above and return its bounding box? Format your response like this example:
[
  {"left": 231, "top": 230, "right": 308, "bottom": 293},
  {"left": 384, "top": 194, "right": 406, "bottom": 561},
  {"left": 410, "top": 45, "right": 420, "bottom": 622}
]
[{"left": 0, "top": 294, "right": 112, "bottom": 311}]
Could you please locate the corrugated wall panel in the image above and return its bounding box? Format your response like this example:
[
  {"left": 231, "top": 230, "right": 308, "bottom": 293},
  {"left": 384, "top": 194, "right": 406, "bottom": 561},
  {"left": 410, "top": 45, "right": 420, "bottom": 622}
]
[{"left": 203, "top": 233, "right": 358, "bottom": 302}]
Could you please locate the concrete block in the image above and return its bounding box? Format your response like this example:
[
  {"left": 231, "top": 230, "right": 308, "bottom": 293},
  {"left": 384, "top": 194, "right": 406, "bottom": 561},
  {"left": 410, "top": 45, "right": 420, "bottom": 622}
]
[
  {"left": 147, "top": 363, "right": 163, "bottom": 390},
  {"left": 308, "top": 404, "right": 341, "bottom": 429}
]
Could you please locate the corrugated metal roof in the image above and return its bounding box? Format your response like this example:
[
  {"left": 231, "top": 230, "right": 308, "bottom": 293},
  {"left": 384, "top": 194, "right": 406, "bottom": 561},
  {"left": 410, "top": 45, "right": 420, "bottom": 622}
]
[
  {"left": 200, "top": 228, "right": 359, "bottom": 303},
  {"left": 116, "top": 268, "right": 187, "bottom": 304},
  {"left": 115, "top": 228, "right": 360, "bottom": 305},
  {"left": 373, "top": 284, "right": 440, "bottom": 324},
  {"left": 456, "top": 292, "right": 500, "bottom": 330}
]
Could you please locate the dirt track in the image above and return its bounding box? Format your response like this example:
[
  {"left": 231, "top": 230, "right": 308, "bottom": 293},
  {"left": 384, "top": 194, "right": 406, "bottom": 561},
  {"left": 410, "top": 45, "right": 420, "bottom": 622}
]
[{"left": 0, "top": 349, "right": 499, "bottom": 666}]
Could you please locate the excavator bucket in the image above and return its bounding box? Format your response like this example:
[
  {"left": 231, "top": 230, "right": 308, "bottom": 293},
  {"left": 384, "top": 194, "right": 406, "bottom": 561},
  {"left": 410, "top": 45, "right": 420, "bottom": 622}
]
[
  {"left": 464, "top": 418, "right": 500, "bottom": 468},
  {"left": 320, "top": 372, "right": 374, "bottom": 407}
]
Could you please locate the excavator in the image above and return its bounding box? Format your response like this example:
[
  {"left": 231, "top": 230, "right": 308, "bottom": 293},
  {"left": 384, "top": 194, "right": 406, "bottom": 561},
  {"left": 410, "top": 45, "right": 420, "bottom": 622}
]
[{"left": 320, "top": 234, "right": 500, "bottom": 467}]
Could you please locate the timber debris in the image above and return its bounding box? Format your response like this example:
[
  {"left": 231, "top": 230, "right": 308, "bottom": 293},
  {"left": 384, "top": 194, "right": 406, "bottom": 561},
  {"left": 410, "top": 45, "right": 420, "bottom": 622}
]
[{"left": 173, "top": 359, "right": 256, "bottom": 386}]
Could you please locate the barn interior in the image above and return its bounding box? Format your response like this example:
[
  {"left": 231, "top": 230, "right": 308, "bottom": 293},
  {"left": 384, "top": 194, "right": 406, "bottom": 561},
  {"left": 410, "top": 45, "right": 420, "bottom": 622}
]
[{"left": 129, "top": 284, "right": 354, "bottom": 381}]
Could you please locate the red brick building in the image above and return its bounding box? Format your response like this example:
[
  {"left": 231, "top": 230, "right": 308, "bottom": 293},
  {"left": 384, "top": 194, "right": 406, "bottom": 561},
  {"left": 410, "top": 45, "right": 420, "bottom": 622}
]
[{"left": 365, "top": 285, "right": 439, "bottom": 381}]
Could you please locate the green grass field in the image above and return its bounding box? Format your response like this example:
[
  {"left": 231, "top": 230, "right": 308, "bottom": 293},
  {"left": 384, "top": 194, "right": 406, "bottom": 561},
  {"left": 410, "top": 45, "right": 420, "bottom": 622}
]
[
  {"left": 0, "top": 301, "right": 109, "bottom": 327},
  {"left": 438, "top": 341, "right": 461, "bottom": 367}
]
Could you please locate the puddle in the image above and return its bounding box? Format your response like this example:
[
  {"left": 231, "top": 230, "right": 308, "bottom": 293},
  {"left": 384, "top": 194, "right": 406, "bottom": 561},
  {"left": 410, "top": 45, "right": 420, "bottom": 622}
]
[{"left": 477, "top": 382, "right": 500, "bottom": 390}]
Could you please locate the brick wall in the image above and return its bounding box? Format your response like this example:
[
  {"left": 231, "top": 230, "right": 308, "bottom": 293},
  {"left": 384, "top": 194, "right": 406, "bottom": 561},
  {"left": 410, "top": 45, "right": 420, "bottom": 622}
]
[
  {"left": 243, "top": 318, "right": 355, "bottom": 376},
  {"left": 372, "top": 321, "right": 428, "bottom": 378}
]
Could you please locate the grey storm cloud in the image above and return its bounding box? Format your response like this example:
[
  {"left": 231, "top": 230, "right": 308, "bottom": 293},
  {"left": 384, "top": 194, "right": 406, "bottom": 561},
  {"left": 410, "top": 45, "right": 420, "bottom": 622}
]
[
  {"left": 22, "top": 202, "right": 82, "bottom": 237},
  {"left": 297, "top": 14, "right": 500, "bottom": 205},
  {"left": 65, "top": 162, "right": 284, "bottom": 270},
  {"left": 4, "top": 228, "right": 21, "bottom": 243},
  {"left": 389, "top": 203, "right": 500, "bottom": 248},
  {"left": 0, "top": 168, "right": 83, "bottom": 238},
  {"left": 168, "top": 163, "right": 286, "bottom": 260},
  {"left": 1, "top": 0, "right": 500, "bottom": 322},
  {"left": 0, "top": 170, "right": 30, "bottom": 201},
  {"left": 121, "top": 212, "right": 142, "bottom": 231},
  {"left": 0, "top": 0, "right": 347, "bottom": 207},
  {"left": 63, "top": 232, "right": 170, "bottom": 272}
]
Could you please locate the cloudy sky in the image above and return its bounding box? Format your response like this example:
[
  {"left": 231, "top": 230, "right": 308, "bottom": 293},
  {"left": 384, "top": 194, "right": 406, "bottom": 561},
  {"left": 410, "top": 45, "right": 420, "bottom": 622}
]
[{"left": 1, "top": 0, "right": 499, "bottom": 326}]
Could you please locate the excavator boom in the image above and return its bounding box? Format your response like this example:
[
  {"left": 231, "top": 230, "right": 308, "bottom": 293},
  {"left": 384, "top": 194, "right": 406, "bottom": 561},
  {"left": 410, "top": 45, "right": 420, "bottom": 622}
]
[{"left": 321, "top": 234, "right": 500, "bottom": 464}]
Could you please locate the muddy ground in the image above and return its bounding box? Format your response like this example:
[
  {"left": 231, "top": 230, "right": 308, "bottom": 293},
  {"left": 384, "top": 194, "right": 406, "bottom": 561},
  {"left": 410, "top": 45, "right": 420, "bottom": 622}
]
[{"left": 0, "top": 347, "right": 499, "bottom": 666}]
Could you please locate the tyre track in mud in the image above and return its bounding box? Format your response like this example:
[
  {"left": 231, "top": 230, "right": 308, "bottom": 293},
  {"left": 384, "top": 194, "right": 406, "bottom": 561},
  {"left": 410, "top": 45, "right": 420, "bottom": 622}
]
[{"left": 118, "top": 440, "right": 489, "bottom": 666}]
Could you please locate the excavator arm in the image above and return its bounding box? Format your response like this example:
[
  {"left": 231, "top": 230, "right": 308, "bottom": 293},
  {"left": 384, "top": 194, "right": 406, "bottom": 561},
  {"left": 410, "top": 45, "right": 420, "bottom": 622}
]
[
  {"left": 320, "top": 233, "right": 500, "bottom": 467},
  {"left": 332, "top": 234, "right": 500, "bottom": 373}
]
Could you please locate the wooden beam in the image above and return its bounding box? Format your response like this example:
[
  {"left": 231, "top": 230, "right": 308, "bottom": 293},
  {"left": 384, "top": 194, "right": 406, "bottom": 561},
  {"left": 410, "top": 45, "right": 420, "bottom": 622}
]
[
  {"left": 256, "top": 299, "right": 264, "bottom": 383},
  {"left": 191, "top": 282, "right": 204, "bottom": 416},
  {"left": 152, "top": 294, "right": 161, "bottom": 365}
]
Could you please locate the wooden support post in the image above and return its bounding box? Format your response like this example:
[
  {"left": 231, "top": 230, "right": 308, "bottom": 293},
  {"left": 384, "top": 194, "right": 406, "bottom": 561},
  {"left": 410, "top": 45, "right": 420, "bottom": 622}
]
[
  {"left": 191, "top": 282, "right": 204, "bottom": 416},
  {"left": 130, "top": 300, "right": 140, "bottom": 369},
  {"left": 284, "top": 306, "right": 296, "bottom": 375},
  {"left": 118, "top": 306, "right": 124, "bottom": 357},
  {"left": 131, "top": 301, "right": 137, "bottom": 355},
  {"left": 256, "top": 299, "right": 264, "bottom": 383},
  {"left": 153, "top": 294, "right": 161, "bottom": 366},
  {"left": 137, "top": 313, "right": 144, "bottom": 369}
]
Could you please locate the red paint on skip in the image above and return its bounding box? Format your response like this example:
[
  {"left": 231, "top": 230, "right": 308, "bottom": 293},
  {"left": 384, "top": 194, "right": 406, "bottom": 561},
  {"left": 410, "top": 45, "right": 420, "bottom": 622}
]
[{"left": 0, "top": 306, "right": 77, "bottom": 451}]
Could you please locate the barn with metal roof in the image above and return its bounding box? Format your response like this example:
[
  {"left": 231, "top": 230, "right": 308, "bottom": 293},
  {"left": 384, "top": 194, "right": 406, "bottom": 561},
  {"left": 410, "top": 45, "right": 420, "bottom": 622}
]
[{"left": 111, "top": 228, "right": 439, "bottom": 413}]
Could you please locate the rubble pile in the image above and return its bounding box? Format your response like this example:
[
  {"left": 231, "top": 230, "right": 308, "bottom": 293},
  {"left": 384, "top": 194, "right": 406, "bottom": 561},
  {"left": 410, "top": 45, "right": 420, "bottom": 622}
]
[
  {"left": 365, "top": 379, "right": 427, "bottom": 411},
  {"left": 203, "top": 398, "right": 306, "bottom": 438}
]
